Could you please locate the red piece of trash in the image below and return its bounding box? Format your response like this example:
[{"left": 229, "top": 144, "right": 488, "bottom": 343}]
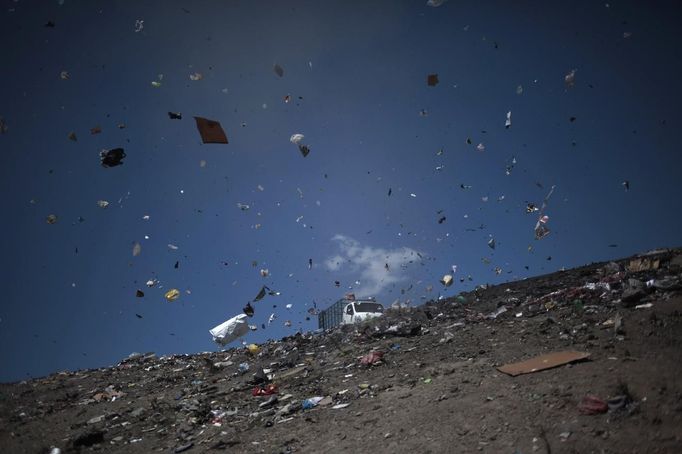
[
  {"left": 252, "top": 384, "right": 278, "bottom": 396},
  {"left": 578, "top": 395, "right": 608, "bottom": 415},
  {"left": 360, "top": 351, "right": 384, "bottom": 366}
]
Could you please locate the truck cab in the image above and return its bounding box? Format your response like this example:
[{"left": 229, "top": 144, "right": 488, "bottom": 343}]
[{"left": 341, "top": 300, "right": 384, "bottom": 325}]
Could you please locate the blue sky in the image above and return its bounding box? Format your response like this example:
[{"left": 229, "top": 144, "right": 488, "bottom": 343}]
[{"left": 1, "top": 0, "right": 680, "bottom": 382}]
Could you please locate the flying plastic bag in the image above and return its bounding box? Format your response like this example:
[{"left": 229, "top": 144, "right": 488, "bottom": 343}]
[
  {"left": 290, "top": 133, "right": 310, "bottom": 157},
  {"left": 164, "top": 288, "right": 180, "bottom": 302},
  {"left": 534, "top": 185, "right": 556, "bottom": 240},
  {"left": 210, "top": 313, "right": 250, "bottom": 346}
]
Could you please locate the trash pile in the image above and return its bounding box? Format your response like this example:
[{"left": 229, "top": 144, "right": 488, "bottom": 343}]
[{"left": 1, "top": 248, "right": 680, "bottom": 453}]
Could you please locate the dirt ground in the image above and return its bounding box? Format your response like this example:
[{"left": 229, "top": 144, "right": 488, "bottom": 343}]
[{"left": 1, "top": 248, "right": 681, "bottom": 454}]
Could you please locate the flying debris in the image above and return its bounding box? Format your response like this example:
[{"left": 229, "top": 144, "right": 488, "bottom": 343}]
[
  {"left": 0, "top": 118, "right": 8, "bottom": 134},
  {"left": 96, "top": 200, "right": 109, "bottom": 208},
  {"left": 168, "top": 112, "right": 182, "bottom": 120},
  {"left": 253, "top": 285, "right": 279, "bottom": 302},
  {"left": 427, "top": 74, "right": 439, "bottom": 86},
  {"left": 427, "top": 0, "right": 447, "bottom": 6},
  {"left": 68, "top": 131, "right": 77, "bottom": 141},
  {"left": 526, "top": 203, "right": 539, "bottom": 213},
  {"left": 164, "top": 289, "right": 180, "bottom": 302},
  {"left": 132, "top": 242, "right": 141, "bottom": 257},
  {"left": 273, "top": 63, "right": 284, "bottom": 77},
  {"left": 505, "top": 157, "right": 517, "bottom": 175},
  {"left": 194, "top": 117, "right": 228, "bottom": 144},
  {"left": 100, "top": 148, "right": 126, "bottom": 167},
  {"left": 534, "top": 185, "right": 556, "bottom": 239},
  {"left": 136, "top": 290, "right": 144, "bottom": 298},
  {"left": 308, "top": 258, "right": 313, "bottom": 270},
  {"left": 237, "top": 203, "right": 250, "bottom": 211},
  {"left": 440, "top": 275, "right": 453, "bottom": 286},
  {"left": 46, "top": 214, "right": 58, "bottom": 224},
  {"left": 488, "top": 238, "right": 496, "bottom": 249},
  {"left": 290, "top": 133, "right": 310, "bottom": 157},
  {"left": 243, "top": 302, "right": 254, "bottom": 317},
  {"left": 209, "top": 314, "right": 250, "bottom": 345},
  {"left": 476, "top": 143, "right": 485, "bottom": 152},
  {"left": 189, "top": 72, "right": 203, "bottom": 81},
  {"left": 622, "top": 180, "right": 630, "bottom": 191},
  {"left": 505, "top": 111, "right": 512, "bottom": 129},
  {"left": 134, "top": 19, "right": 144, "bottom": 32},
  {"left": 565, "top": 69, "right": 576, "bottom": 88},
  {"left": 516, "top": 85, "right": 523, "bottom": 95}
]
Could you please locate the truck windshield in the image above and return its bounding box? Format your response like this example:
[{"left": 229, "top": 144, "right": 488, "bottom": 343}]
[{"left": 354, "top": 302, "right": 383, "bottom": 313}]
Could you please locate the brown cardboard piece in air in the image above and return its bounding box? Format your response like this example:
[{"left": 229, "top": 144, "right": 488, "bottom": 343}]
[
  {"left": 497, "top": 350, "right": 590, "bottom": 377},
  {"left": 194, "top": 116, "right": 228, "bottom": 144}
]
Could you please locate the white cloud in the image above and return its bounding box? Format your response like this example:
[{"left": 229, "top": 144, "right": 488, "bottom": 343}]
[{"left": 325, "top": 234, "right": 422, "bottom": 296}]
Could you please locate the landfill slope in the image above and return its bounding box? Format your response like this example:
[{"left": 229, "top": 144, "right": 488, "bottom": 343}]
[{"left": 1, "top": 248, "right": 681, "bottom": 454}]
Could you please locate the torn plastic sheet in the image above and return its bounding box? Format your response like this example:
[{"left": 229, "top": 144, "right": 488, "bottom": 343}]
[
  {"left": 209, "top": 313, "right": 250, "bottom": 346},
  {"left": 253, "top": 285, "right": 279, "bottom": 302}
]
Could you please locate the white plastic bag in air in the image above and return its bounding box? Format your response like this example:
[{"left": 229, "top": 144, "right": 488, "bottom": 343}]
[{"left": 209, "top": 314, "right": 249, "bottom": 346}]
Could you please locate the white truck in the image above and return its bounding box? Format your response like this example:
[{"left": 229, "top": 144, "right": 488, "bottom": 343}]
[{"left": 318, "top": 294, "right": 384, "bottom": 330}]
